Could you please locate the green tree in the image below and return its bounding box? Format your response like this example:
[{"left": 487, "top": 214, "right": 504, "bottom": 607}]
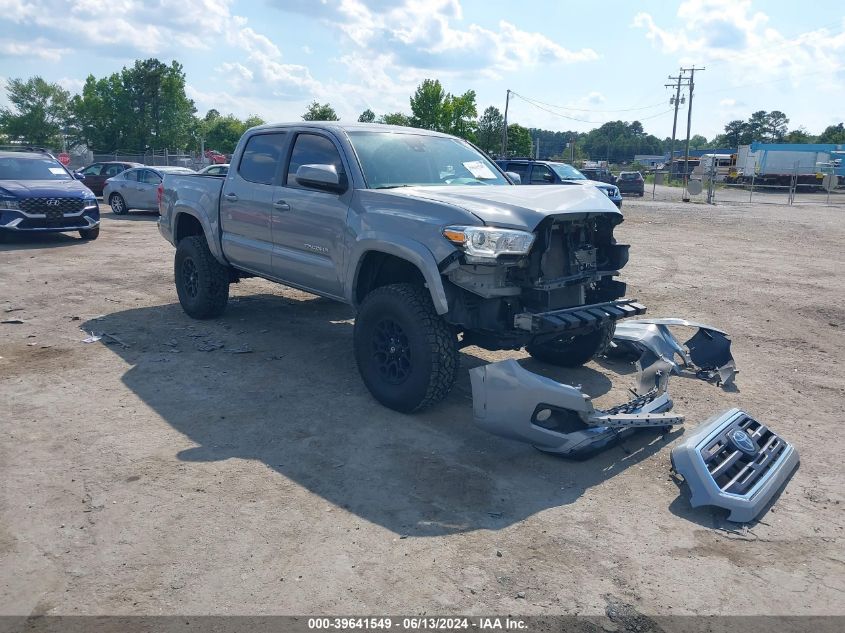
[
  {"left": 71, "top": 59, "right": 196, "bottom": 151},
  {"left": 818, "top": 123, "right": 845, "bottom": 144},
  {"left": 0, "top": 76, "right": 70, "bottom": 146},
  {"left": 409, "top": 79, "right": 447, "bottom": 130},
  {"left": 377, "top": 112, "right": 412, "bottom": 126},
  {"left": 763, "top": 110, "right": 789, "bottom": 142},
  {"left": 689, "top": 134, "right": 709, "bottom": 149},
  {"left": 442, "top": 90, "right": 477, "bottom": 140},
  {"left": 506, "top": 123, "right": 532, "bottom": 157},
  {"left": 357, "top": 108, "right": 375, "bottom": 123},
  {"left": 784, "top": 127, "right": 815, "bottom": 144},
  {"left": 302, "top": 101, "right": 339, "bottom": 121},
  {"left": 476, "top": 106, "right": 504, "bottom": 154}
]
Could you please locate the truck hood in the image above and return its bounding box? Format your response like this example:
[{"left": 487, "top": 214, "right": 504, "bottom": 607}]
[
  {"left": 0, "top": 179, "right": 93, "bottom": 198},
  {"left": 381, "top": 184, "right": 621, "bottom": 231}
]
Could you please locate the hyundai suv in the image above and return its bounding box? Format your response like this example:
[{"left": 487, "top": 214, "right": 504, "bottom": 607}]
[
  {"left": 497, "top": 159, "right": 622, "bottom": 209},
  {"left": 0, "top": 151, "right": 100, "bottom": 240}
]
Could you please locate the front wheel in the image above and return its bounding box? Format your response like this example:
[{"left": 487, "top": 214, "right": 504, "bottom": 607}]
[
  {"left": 79, "top": 226, "right": 100, "bottom": 240},
  {"left": 526, "top": 323, "right": 615, "bottom": 367},
  {"left": 109, "top": 193, "right": 128, "bottom": 215},
  {"left": 174, "top": 236, "right": 229, "bottom": 319},
  {"left": 354, "top": 283, "right": 459, "bottom": 413}
]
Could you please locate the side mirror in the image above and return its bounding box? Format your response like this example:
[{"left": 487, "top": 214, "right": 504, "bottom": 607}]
[
  {"left": 505, "top": 171, "right": 521, "bottom": 184},
  {"left": 295, "top": 164, "right": 346, "bottom": 193},
  {"left": 74, "top": 172, "right": 85, "bottom": 180}
]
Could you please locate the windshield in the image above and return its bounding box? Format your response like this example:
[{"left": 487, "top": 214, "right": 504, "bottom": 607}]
[
  {"left": 0, "top": 156, "right": 71, "bottom": 181},
  {"left": 548, "top": 163, "right": 586, "bottom": 180},
  {"left": 348, "top": 131, "right": 509, "bottom": 188}
]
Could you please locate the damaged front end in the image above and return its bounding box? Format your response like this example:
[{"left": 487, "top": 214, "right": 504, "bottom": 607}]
[
  {"left": 469, "top": 359, "right": 683, "bottom": 458},
  {"left": 442, "top": 213, "right": 643, "bottom": 350}
]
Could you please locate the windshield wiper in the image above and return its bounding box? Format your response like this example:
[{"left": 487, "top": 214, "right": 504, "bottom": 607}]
[{"left": 372, "top": 184, "right": 414, "bottom": 189}]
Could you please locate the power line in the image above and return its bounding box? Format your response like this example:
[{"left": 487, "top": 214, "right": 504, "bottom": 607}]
[
  {"left": 507, "top": 92, "right": 668, "bottom": 113},
  {"left": 511, "top": 92, "right": 673, "bottom": 125}
]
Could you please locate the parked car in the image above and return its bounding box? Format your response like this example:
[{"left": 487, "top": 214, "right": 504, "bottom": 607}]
[
  {"left": 198, "top": 164, "right": 229, "bottom": 176},
  {"left": 496, "top": 158, "right": 622, "bottom": 209},
  {"left": 0, "top": 150, "right": 100, "bottom": 240},
  {"left": 616, "top": 171, "right": 645, "bottom": 196},
  {"left": 159, "top": 123, "right": 638, "bottom": 412},
  {"left": 104, "top": 166, "right": 195, "bottom": 215},
  {"left": 76, "top": 161, "right": 142, "bottom": 196},
  {"left": 580, "top": 166, "right": 617, "bottom": 184}
]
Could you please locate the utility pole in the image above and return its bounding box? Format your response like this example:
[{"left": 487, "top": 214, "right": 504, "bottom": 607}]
[
  {"left": 501, "top": 89, "right": 511, "bottom": 158},
  {"left": 681, "top": 66, "right": 705, "bottom": 196},
  {"left": 664, "top": 73, "right": 685, "bottom": 182}
]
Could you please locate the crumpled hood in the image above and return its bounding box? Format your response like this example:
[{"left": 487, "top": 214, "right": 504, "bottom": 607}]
[
  {"left": 0, "top": 179, "right": 93, "bottom": 198},
  {"left": 380, "top": 184, "right": 621, "bottom": 231}
]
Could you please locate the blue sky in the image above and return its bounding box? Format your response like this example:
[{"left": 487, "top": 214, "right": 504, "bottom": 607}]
[{"left": 1, "top": 0, "right": 843, "bottom": 139}]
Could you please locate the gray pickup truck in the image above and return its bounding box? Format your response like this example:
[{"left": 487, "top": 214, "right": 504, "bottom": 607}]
[{"left": 159, "top": 122, "right": 643, "bottom": 412}]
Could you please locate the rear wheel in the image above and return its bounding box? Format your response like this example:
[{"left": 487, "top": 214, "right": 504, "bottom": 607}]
[
  {"left": 109, "top": 193, "right": 128, "bottom": 215},
  {"left": 354, "top": 283, "right": 458, "bottom": 413},
  {"left": 526, "top": 323, "right": 615, "bottom": 367},
  {"left": 174, "top": 236, "right": 229, "bottom": 319},
  {"left": 79, "top": 226, "right": 100, "bottom": 240}
]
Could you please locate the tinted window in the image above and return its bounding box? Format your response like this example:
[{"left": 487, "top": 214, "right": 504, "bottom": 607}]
[
  {"left": 123, "top": 170, "right": 140, "bottom": 182},
  {"left": 506, "top": 163, "right": 529, "bottom": 179},
  {"left": 286, "top": 133, "right": 344, "bottom": 188},
  {"left": 140, "top": 170, "right": 162, "bottom": 185},
  {"left": 103, "top": 164, "right": 126, "bottom": 177},
  {"left": 530, "top": 164, "right": 555, "bottom": 183},
  {"left": 239, "top": 133, "right": 287, "bottom": 185},
  {"left": 81, "top": 163, "right": 103, "bottom": 176}
]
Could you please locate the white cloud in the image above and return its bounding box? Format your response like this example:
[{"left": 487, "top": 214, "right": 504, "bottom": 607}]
[
  {"left": 633, "top": 0, "right": 845, "bottom": 87},
  {"left": 0, "top": 38, "right": 70, "bottom": 61},
  {"left": 273, "top": 0, "right": 598, "bottom": 77}
]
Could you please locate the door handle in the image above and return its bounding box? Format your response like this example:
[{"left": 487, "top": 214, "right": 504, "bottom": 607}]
[
  {"left": 273, "top": 200, "right": 291, "bottom": 211},
  {"left": 223, "top": 192, "right": 238, "bottom": 201}
]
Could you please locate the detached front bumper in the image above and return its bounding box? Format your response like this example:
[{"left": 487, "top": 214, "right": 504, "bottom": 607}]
[{"left": 469, "top": 359, "right": 683, "bottom": 458}]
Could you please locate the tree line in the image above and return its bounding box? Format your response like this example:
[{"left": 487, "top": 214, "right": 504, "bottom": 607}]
[{"left": 1, "top": 58, "right": 843, "bottom": 162}]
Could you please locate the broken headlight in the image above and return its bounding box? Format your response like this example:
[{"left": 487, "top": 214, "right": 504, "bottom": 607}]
[{"left": 443, "top": 225, "right": 535, "bottom": 260}]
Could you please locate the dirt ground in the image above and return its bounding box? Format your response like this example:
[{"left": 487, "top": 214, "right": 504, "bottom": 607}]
[{"left": 1, "top": 196, "right": 843, "bottom": 618}]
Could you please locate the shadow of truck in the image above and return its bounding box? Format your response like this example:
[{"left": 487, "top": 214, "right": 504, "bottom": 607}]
[{"left": 84, "top": 292, "right": 677, "bottom": 537}]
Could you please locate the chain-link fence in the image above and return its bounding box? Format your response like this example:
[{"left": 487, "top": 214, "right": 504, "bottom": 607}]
[
  {"left": 643, "top": 167, "right": 844, "bottom": 207},
  {"left": 91, "top": 150, "right": 204, "bottom": 170}
]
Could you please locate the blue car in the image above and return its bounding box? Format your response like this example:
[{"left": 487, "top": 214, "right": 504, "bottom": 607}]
[
  {"left": 0, "top": 150, "right": 100, "bottom": 240},
  {"left": 496, "top": 158, "right": 623, "bottom": 209}
]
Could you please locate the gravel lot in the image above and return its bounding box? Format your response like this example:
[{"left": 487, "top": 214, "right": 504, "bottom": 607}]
[{"left": 1, "top": 197, "right": 843, "bottom": 618}]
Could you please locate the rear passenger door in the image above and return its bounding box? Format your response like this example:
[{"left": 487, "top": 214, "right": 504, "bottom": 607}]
[
  {"left": 137, "top": 169, "right": 162, "bottom": 210},
  {"left": 270, "top": 131, "right": 351, "bottom": 297},
  {"left": 220, "top": 132, "right": 288, "bottom": 274}
]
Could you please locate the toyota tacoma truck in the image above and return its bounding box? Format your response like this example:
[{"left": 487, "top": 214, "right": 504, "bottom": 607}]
[{"left": 158, "top": 123, "right": 642, "bottom": 412}]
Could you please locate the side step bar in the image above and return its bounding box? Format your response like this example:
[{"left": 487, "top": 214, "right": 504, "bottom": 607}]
[{"left": 513, "top": 299, "right": 647, "bottom": 334}]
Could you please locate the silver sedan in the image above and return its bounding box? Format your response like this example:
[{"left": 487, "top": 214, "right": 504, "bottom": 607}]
[{"left": 103, "top": 166, "right": 194, "bottom": 215}]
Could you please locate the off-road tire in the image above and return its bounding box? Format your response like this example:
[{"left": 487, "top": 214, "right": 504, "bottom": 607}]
[
  {"left": 174, "top": 236, "right": 229, "bottom": 319},
  {"left": 79, "top": 226, "right": 100, "bottom": 240},
  {"left": 109, "top": 193, "right": 128, "bottom": 215},
  {"left": 526, "top": 322, "right": 615, "bottom": 367},
  {"left": 354, "top": 283, "right": 459, "bottom": 413}
]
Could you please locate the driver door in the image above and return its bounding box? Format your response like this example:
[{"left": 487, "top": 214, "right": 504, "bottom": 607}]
[{"left": 270, "top": 131, "right": 351, "bottom": 298}]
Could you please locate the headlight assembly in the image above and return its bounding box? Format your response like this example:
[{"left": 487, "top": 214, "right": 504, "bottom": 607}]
[{"left": 443, "top": 225, "right": 535, "bottom": 259}]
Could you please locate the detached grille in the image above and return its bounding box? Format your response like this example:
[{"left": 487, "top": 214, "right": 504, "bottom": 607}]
[
  {"left": 19, "top": 197, "right": 85, "bottom": 215},
  {"left": 699, "top": 413, "right": 787, "bottom": 496}
]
